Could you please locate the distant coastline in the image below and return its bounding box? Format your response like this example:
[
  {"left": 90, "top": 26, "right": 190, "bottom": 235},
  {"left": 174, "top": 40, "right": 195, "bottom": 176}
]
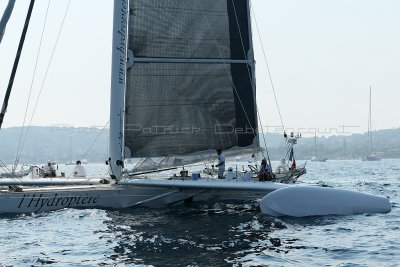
[
  {"left": 0, "top": 126, "right": 399, "bottom": 164},
  {"left": 261, "top": 127, "right": 400, "bottom": 160}
]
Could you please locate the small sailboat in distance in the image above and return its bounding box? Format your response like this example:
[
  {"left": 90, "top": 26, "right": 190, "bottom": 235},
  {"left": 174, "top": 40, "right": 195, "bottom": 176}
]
[
  {"left": 311, "top": 133, "right": 327, "bottom": 162},
  {"left": 362, "top": 86, "right": 381, "bottom": 161}
]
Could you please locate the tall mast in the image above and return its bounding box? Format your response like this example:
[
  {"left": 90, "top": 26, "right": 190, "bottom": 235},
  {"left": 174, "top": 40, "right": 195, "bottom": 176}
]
[
  {"left": 109, "top": 0, "right": 128, "bottom": 179},
  {"left": 0, "top": 0, "right": 35, "bottom": 129}
]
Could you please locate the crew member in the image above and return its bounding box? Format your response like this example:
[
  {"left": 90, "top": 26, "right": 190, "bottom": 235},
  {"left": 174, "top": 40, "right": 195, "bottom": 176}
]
[
  {"left": 215, "top": 149, "right": 225, "bottom": 179},
  {"left": 43, "top": 162, "right": 56, "bottom": 177},
  {"left": 73, "top": 160, "right": 87, "bottom": 177},
  {"left": 258, "top": 159, "right": 272, "bottom": 181}
]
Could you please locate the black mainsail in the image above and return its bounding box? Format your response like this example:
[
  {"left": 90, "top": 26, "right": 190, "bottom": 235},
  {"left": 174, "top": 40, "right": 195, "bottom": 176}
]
[{"left": 124, "top": 0, "right": 258, "bottom": 165}]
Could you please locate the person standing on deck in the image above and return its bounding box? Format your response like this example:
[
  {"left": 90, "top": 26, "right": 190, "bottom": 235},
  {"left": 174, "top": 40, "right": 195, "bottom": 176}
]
[
  {"left": 73, "top": 160, "right": 87, "bottom": 177},
  {"left": 43, "top": 162, "right": 56, "bottom": 177},
  {"left": 258, "top": 158, "right": 272, "bottom": 181},
  {"left": 215, "top": 149, "right": 225, "bottom": 179}
]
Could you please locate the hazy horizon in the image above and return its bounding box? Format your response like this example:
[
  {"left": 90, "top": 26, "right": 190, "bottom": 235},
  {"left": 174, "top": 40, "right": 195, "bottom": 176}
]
[
  {"left": 2, "top": 124, "right": 399, "bottom": 139},
  {"left": 1, "top": 125, "right": 400, "bottom": 164},
  {"left": 1, "top": 1, "right": 399, "bottom": 136}
]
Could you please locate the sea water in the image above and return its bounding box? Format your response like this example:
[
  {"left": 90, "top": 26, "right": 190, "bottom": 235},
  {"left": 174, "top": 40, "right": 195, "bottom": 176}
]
[{"left": 0, "top": 160, "right": 399, "bottom": 266}]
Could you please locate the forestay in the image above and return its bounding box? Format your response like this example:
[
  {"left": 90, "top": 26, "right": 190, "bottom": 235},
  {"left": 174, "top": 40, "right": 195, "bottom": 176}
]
[{"left": 124, "top": 0, "right": 258, "bottom": 166}]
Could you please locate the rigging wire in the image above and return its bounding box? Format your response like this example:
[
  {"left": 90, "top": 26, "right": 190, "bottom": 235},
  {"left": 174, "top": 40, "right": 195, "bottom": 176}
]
[
  {"left": 230, "top": 0, "right": 271, "bottom": 165},
  {"left": 17, "top": 0, "right": 71, "bottom": 163},
  {"left": 14, "top": 0, "right": 51, "bottom": 171},
  {"left": 250, "top": 2, "right": 300, "bottom": 161},
  {"left": 66, "top": 122, "right": 110, "bottom": 179},
  {"left": 0, "top": 159, "right": 26, "bottom": 184},
  {"left": 79, "top": 122, "right": 110, "bottom": 165},
  {"left": 4, "top": 0, "right": 106, "bottom": 185},
  {"left": 0, "top": 159, "right": 13, "bottom": 175},
  {"left": 250, "top": 4, "right": 286, "bottom": 137}
]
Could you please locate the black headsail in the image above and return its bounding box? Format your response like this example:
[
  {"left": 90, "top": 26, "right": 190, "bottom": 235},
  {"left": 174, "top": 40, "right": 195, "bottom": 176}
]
[
  {"left": 0, "top": 0, "right": 35, "bottom": 129},
  {"left": 124, "top": 0, "right": 258, "bottom": 166}
]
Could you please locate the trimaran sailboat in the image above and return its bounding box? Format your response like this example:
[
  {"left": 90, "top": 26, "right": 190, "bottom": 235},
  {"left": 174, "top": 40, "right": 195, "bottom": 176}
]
[{"left": 0, "top": 0, "right": 390, "bottom": 216}]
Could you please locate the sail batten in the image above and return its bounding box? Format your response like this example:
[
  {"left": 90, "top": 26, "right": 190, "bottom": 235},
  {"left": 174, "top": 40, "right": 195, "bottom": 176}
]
[
  {"left": 125, "top": 0, "right": 258, "bottom": 162},
  {"left": 132, "top": 57, "right": 251, "bottom": 64}
]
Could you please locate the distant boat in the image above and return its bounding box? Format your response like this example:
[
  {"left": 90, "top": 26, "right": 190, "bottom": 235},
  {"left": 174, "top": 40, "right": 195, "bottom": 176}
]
[
  {"left": 362, "top": 87, "right": 381, "bottom": 161},
  {"left": 311, "top": 133, "right": 327, "bottom": 162},
  {"left": 65, "top": 159, "right": 88, "bottom": 166},
  {"left": 362, "top": 155, "right": 381, "bottom": 161},
  {"left": 65, "top": 136, "right": 74, "bottom": 165}
]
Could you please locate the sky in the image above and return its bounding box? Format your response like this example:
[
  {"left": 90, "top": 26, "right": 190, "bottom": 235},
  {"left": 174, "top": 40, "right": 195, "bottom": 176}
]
[{"left": 0, "top": 0, "right": 399, "bottom": 137}]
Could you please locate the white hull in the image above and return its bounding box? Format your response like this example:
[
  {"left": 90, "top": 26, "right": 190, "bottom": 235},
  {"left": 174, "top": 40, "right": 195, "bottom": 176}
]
[
  {"left": 0, "top": 179, "right": 295, "bottom": 214},
  {"left": 260, "top": 186, "right": 391, "bottom": 217}
]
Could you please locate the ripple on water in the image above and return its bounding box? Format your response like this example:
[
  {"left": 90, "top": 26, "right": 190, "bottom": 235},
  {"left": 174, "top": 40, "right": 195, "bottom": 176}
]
[{"left": 0, "top": 160, "right": 399, "bottom": 266}]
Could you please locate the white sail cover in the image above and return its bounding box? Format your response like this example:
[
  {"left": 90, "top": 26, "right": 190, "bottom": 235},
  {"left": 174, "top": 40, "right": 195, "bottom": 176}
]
[{"left": 125, "top": 0, "right": 258, "bottom": 164}]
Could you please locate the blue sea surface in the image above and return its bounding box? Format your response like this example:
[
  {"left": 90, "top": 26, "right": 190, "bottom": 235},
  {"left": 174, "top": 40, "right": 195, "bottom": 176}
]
[{"left": 0, "top": 160, "right": 399, "bottom": 266}]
